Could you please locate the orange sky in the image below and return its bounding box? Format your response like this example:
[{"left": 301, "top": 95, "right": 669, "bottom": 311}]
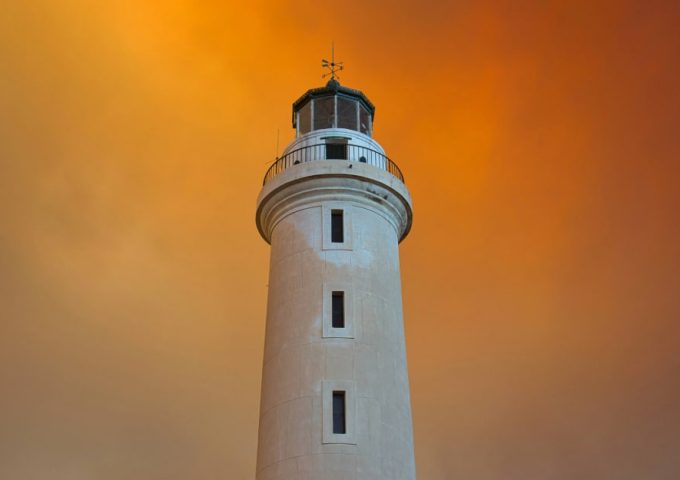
[{"left": 1, "top": 1, "right": 680, "bottom": 478}]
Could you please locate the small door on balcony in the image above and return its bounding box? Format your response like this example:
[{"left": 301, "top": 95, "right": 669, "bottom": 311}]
[{"left": 326, "top": 140, "right": 348, "bottom": 160}]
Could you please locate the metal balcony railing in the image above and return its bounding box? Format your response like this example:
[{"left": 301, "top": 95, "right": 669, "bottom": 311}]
[{"left": 263, "top": 143, "right": 404, "bottom": 185}]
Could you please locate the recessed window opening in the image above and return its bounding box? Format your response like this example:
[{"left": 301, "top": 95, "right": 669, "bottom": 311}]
[
  {"left": 331, "top": 291, "right": 345, "bottom": 328},
  {"left": 332, "top": 391, "right": 346, "bottom": 434},
  {"left": 326, "top": 142, "right": 347, "bottom": 160},
  {"left": 331, "top": 210, "right": 344, "bottom": 243}
]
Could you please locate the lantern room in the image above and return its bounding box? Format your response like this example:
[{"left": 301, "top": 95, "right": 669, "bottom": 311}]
[{"left": 292, "top": 79, "right": 375, "bottom": 137}]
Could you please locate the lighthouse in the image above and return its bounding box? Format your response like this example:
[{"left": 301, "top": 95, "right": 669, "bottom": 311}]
[{"left": 255, "top": 62, "right": 415, "bottom": 479}]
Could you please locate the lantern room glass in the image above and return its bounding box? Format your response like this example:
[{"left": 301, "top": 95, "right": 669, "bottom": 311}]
[
  {"left": 298, "top": 102, "right": 311, "bottom": 135},
  {"left": 313, "top": 96, "right": 335, "bottom": 130},
  {"left": 359, "top": 104, "right": 371, "bottom": 135},
  {"left": 337, "top": 96, "right": 358, "bottom": 130},
  {"left": 297, "top": 95, "right": 372, "bottom": 137}
]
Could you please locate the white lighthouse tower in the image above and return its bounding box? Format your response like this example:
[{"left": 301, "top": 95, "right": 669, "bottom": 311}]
[{"left": 255, "top": 61, "right": 415, "bottom": 479}]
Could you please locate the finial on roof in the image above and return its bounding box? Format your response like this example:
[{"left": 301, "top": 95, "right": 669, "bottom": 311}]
[{"left": 321, "top": 41, "right": 343, "bottom": 82}]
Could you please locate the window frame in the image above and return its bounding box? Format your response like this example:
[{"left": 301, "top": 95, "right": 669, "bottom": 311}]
[
  {"left": 323, "top": 283, "right": 354, "bottom": 339},
  {"left": 322, "top": 204, "right": 353, "bottom": 251},
  {"left": 322, "top": 380, "right": 356, "bottom": 444}
]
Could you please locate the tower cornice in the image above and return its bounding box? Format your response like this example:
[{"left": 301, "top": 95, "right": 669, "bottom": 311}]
[{"left": 256, "top": 161, "right": 413, "bottom": 245}]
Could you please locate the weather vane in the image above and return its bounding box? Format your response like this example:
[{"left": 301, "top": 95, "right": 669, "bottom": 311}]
[{"left": 321, "top": 42, "right": 343, "bottom": 81}]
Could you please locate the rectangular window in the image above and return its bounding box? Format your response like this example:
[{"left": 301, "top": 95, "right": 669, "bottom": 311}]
[
  {"left": 322, "top": 381, "right": 355, "bottom": 444},
  {"left": 331, "top": 210, "right": 344, "bottom": 243},
  {"left": 332, "top": 391, "right": 346, "bottom": 434},
  {"left": 331, "top": 291, "right": 345, "bottom": 328},
  {"left": 323, "top": 284, "right": 353, "bottom": 338},
  {"left": 322, "top": 205, "right": 352, "bottom": 251},
  {"left": 326, "top": 142, "right": 347, "bottom": 159}
]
